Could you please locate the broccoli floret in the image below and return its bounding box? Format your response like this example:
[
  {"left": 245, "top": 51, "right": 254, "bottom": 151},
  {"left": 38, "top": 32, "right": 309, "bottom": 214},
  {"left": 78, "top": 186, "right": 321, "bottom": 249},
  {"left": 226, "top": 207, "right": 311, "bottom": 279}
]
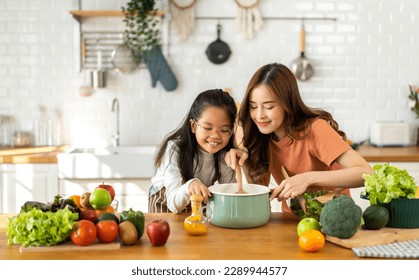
[{"left": 319, "top": 195, "right": 362, "bottom": 239}]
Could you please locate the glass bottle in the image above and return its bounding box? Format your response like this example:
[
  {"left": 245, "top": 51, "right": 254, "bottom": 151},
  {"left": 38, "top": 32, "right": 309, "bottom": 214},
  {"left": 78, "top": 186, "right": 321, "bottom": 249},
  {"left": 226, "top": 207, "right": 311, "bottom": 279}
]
[
  {"left": 0, "top": 116, "right": 12, "bottom": 146},
  {"left": 184, "top": 194, "right": 212, "bottom": 236},
  {"left": 33, "top": 105, "right": 48, "bottom": 146},
  {"left": 47, "top": 109, "right": 61, "bottom": 146}
]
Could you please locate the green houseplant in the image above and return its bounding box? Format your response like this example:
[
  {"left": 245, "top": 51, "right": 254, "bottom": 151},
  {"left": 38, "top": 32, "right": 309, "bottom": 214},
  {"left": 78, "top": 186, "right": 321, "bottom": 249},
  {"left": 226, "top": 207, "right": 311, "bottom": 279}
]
[
  {"left": 121, "top": 0, "right": 178, "bottom": 91},
  {"left": 121, "top": 0, "right": 161, "bottom": 64}
]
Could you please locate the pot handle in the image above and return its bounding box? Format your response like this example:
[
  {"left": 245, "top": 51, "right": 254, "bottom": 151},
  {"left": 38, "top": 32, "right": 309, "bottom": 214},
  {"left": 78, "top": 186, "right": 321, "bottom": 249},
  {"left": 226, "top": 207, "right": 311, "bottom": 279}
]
[{"left": 200, "top": 205, "right": 213, "bottom": 221}]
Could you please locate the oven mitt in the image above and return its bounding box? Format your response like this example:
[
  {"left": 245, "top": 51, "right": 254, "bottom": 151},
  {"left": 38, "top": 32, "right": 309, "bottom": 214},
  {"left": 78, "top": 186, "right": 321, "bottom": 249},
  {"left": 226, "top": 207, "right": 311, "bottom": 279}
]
[{"left": 143, "top": 46, "right": 178, "bottom": 92}]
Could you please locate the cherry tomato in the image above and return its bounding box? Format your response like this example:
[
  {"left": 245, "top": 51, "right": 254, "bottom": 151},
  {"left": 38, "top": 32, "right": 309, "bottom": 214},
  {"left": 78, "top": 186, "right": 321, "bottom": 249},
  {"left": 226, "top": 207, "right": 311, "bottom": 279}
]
[
  {"left": 71, "top": 220, "right": 97, "bottom": 246},
  {"left": 96, "top": 220, "right": 119, "bottom": 243}
]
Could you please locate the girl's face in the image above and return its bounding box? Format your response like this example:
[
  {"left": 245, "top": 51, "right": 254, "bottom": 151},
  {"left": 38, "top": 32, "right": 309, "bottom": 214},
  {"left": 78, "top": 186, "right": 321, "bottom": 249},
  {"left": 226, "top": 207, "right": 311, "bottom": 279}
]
[
  {"left": 249, "top": 85, "right": 286, "bottom": 139},
  {"left": 190, "top": 106, "right": 233, "bottom": 154}
]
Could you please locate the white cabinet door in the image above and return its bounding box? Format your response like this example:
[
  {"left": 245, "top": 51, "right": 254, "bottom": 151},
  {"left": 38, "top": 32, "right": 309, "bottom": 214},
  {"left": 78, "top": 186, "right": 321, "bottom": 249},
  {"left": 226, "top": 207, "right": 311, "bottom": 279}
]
[
  {"left": 59, "top": 179, "right": 151, "bottom": 213},
  {"left": 0, "top": 164, "right": 58, "bottom": 213}
]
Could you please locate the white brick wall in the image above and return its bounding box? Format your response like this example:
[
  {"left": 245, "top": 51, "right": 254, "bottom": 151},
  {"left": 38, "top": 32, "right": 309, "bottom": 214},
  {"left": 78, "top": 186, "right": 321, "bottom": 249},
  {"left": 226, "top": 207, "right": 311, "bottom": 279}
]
[{"left": 1, "top": 0, "right": 419, "bottom": 147}]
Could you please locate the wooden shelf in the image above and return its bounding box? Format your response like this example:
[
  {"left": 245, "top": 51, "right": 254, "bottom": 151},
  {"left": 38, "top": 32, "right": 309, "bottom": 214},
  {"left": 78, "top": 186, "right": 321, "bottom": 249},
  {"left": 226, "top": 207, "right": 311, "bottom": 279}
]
[{"left": 69, "top": 10, "right": 164, "bottom": 21}]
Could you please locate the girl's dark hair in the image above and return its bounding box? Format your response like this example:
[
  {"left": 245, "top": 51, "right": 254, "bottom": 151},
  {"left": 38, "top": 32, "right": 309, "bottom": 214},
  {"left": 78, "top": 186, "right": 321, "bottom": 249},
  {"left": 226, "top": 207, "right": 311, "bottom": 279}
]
[
  {"left": 239, "top": 63, "right": 346, "bottom": 184},
  {"left": 155, "top": 89, "right": 237, "bottom": 185}
]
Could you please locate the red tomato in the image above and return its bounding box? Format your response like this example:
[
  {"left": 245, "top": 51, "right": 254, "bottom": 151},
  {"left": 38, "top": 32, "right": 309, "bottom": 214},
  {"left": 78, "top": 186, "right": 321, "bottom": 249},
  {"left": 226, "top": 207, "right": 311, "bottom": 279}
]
[
  {"left": 71, "top": 220, "right": 97, "bottom": 246},
  {"left": 96, "top": 220, "right": 119, "bottom": 243}
]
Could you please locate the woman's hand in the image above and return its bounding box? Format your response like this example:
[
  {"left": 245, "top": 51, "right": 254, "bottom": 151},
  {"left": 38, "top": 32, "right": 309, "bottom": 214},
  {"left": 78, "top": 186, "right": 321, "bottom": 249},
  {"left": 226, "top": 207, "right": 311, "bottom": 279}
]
[
  {"left": 270, "top": 173, "right": 310, "bottom": 201},
  {"left": 225, "top": 148, "right": 248, "bottom": 169},
  {"left": 188, "top": 179, "right": 211, "bottom": 204}
]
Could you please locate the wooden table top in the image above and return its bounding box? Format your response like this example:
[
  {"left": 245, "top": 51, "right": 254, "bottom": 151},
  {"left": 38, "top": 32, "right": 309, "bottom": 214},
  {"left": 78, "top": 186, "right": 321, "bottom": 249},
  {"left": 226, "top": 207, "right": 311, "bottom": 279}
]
[
  {"left": 0, "top": 212, "right": 364, "bottom": 260},
  {"left": 2, "top": 145, "right": 419, "bottom": 164}
]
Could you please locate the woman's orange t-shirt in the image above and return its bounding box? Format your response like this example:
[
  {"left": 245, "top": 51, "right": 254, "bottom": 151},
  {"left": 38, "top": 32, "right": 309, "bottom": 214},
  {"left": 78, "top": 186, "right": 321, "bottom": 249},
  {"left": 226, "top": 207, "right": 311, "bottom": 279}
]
[{"left": 268, "top": 118, "right": 352, "bottom": 212}]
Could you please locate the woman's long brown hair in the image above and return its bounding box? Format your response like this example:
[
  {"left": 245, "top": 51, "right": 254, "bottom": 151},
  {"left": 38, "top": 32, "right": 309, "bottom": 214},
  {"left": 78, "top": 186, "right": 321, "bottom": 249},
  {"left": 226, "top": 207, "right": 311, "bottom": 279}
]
[{"left": 238, "top": 63, "right": 346, "bottom": 185}]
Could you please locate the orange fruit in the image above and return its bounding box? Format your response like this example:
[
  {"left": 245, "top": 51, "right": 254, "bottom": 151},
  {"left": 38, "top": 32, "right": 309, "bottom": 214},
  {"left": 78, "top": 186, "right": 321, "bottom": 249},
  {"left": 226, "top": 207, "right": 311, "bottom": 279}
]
[
  {"left": 96, "top": 220, "right": 119, "bottom": 243},
  {"left": 95, "top": 205, "right": 115, "bottom": 216},
  {"left": 68, "top": 195, "right": 82, "bottom": 208},
  {"left": 298, "top": 229, "right": 325, "bottom": 252}
]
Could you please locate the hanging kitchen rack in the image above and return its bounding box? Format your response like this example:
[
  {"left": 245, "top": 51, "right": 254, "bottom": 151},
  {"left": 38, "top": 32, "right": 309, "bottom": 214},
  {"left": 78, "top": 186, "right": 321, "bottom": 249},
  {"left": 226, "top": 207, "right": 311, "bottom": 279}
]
[
  {"left": 69, "top": 9, "right": 166, "bottom": 73},
  {"left": 81, "top": 32, "right": 125, "bottom": 70},
  {"left": 194, "top": 16, "right": 337, "bottom": 21}
]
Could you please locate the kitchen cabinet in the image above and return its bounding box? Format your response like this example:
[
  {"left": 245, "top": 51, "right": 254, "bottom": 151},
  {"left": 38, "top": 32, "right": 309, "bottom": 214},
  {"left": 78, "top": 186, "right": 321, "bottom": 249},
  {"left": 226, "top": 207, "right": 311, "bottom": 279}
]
[
  {"left": 58, "top": 179, "right": 151, "bottom": 213},
  {"left": 0, "top": 164, "right": 58, "bottom": 213}
]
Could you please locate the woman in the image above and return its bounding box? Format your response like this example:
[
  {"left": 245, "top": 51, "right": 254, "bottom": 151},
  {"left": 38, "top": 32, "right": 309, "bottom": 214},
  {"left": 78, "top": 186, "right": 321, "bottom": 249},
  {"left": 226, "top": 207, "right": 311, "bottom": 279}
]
[{"left": 227, "top": 63, "right": 373, "bottom": 211}]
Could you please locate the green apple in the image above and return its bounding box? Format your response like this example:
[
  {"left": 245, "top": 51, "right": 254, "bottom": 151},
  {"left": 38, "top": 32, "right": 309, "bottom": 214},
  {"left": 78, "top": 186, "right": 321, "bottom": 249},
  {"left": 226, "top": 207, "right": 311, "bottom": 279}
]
[
  {"left": 297, "top": 217, "right": 321, "bottom": 236},
  {"left": 89, "top": 188, "right": 111, "bottom": 210}
]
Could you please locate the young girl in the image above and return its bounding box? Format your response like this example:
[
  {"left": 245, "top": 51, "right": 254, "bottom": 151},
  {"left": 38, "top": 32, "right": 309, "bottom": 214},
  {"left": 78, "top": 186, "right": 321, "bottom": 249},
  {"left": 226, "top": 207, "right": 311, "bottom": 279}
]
[
  {"left": 148, "top": 89, "right": 237, "bottom": 213},
  {"left": 226, "top": 63, "right": 373, "bottom": 211}
]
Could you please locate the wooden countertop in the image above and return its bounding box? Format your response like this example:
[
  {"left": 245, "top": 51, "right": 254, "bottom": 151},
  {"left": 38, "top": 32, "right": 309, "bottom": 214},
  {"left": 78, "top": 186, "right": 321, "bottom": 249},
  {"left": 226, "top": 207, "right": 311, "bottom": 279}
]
[
  {"left": 0, "top": 212, "right": 364, "bottom": 260},
  {"left": 356, "top": 145, "right": 419, "bottom": 162},
  {"left": 2, "top": 145, "right": 419, "bottom": 164},
  {"left": 0, "top": 146, "right": 68, "bottom": 164}
]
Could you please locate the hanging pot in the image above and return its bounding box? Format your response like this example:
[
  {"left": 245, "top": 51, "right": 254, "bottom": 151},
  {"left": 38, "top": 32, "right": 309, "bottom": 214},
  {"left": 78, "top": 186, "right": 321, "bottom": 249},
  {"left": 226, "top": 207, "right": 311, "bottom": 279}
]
[
  {"left": 290, "top": 22, "right": 314, "bottom": 81},
  {"left": 205, "top": 24, "right": 231, "bottom": 65}
]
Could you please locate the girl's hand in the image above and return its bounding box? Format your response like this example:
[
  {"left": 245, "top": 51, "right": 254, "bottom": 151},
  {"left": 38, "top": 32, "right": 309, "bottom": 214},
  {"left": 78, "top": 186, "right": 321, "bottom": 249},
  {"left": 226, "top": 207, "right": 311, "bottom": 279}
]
[
  {"left": 188, "top": 179, "right": 211, "bottom": 204},
  {"left": 225, "top": 148, "right": 248, "bottom": 169},
  {"left": 270, "top": 174, "right": 310, "bottom": 201}
]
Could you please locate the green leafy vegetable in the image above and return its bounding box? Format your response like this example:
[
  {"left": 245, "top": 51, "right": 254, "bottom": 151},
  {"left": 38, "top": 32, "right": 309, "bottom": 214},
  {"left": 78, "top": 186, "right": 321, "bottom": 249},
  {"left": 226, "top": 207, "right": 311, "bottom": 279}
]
[
  {"left": 362, "top": 163, "right": 417, "bottom": 205},
  {"left": 290, "top": 190, "right": 328, "bottom": 220},
  {"left": 6, "top": 207, "right": 79, "bottom": 247}
]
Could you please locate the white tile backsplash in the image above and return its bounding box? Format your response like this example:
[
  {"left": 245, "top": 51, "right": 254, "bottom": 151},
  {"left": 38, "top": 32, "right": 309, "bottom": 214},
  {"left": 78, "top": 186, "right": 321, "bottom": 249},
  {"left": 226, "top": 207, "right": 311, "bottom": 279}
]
[{"left": 0, "top": 0, "right": 419, "bottom": 147}]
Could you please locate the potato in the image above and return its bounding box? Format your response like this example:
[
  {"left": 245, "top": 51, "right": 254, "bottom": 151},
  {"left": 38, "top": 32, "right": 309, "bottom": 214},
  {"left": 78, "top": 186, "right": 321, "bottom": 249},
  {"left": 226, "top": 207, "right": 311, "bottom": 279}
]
[{"left": 119, "top": 221, "right": 138, "bottom": 245}]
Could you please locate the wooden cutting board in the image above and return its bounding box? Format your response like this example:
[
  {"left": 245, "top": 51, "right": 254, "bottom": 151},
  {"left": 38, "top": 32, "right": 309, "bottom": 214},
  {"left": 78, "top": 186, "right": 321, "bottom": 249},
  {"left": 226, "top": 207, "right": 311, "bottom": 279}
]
[
  {"left": 19, "top": 240, "right": 120, "bottom": 253},
  {"left": 326, "top": 227, "right": 419, "bottom": 249}
]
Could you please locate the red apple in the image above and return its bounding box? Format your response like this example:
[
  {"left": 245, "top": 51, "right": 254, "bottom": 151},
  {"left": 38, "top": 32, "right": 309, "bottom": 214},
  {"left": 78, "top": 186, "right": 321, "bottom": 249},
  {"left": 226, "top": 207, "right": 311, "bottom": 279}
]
[
  {"left": 80, "top": 209, "right": 98, "bottom": 222},
  {"left": 96, "top": 183, "right": 115, "bottom": 201},
  {"left": 146, "top": 219, "right": 170, "bottom": 246}
]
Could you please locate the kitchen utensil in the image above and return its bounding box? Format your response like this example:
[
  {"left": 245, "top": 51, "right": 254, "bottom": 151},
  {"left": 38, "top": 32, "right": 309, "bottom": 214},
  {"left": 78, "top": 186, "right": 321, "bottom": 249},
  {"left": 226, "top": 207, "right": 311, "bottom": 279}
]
[
  {"left": 111, "top": 44, "right": 139, "bottom": 73},
  {"left": 314, "top": 188, "right": 344, "bottom": 204},
  {"left": 235, "top": 165, "right": 247, "bottom": 194},
  {"left": 19, "top": 240, "right": 120, "bottom": 252},
  {"left": 79, "top": 39, "right": 93, "bottom": 97},
  {"left": 290, "top": 22, "right": 314, "bottom": 81},
  {"left": 325, "top": 227, "right": 419, "bottom": 249},
  {"left": 282, "top": 165, "right": 342, "bottom": 204},
  {"left": 207, "top": 183, "right": 270, "bottom": 229},
  {"left": 205, "top": 24, "right": 231, "bottom": 64},
  {"left": 92, "top": 47, "right": 106, "bottom": 88}
]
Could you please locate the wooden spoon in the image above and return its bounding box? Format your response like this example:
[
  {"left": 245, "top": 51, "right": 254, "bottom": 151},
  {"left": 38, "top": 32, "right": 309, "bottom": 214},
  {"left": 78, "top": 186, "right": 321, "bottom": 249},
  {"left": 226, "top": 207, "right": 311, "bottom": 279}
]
[
  {"left": 313, "top": 188, "right": 344, "bottom": 204},
  {"left": 235, "top": 165, "right": 247, "bottom": 194}
]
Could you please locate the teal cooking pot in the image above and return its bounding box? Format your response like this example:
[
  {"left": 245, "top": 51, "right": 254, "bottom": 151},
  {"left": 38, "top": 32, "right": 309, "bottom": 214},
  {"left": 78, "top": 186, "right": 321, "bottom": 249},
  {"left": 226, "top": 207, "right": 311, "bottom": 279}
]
[{"left": 207, "top": 183, "right": 271, "bottom": 229}]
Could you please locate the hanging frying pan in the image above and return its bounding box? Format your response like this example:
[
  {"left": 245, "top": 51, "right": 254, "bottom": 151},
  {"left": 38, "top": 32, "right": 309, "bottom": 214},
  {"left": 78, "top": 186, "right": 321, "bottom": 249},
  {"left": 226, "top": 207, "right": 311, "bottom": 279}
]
[
  {"left": 205, "top": 24, "right": 231, "bottom": 64},
  {"left": 290, "top": 22, "right": 314, "bottom": 81}
]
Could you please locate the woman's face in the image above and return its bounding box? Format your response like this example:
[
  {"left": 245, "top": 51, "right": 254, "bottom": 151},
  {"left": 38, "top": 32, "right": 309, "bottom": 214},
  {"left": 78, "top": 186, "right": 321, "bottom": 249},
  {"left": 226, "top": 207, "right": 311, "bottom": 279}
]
[
  {"left": 249, "top": 85, "right": 286, "bottom": 139},
  {"left": 190, "top": 106, "right": 233, "bottom": 154}
]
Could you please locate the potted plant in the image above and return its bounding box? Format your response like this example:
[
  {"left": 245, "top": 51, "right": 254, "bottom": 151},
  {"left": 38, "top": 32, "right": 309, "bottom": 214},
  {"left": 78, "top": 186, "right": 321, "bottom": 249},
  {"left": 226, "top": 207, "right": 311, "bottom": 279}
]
[
  {"left": 121, "top": 0, "right": 178, "bottom": 91},
  {"left": 362, "top": 163, "right": 418, "bottom": 228},
  {"left": 121, "top": 0, "right": 161, "bottom": 64}
]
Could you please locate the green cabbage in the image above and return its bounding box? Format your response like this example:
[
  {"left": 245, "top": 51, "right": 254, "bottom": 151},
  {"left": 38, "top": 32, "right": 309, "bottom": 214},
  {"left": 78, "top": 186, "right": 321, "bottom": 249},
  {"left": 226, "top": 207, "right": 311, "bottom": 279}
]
[
  {"left": 6, "top": 207, "right": 79, "bottom": 247},
  {"left": 362, "top": 163, "right": 417, "bottom": 205}
]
